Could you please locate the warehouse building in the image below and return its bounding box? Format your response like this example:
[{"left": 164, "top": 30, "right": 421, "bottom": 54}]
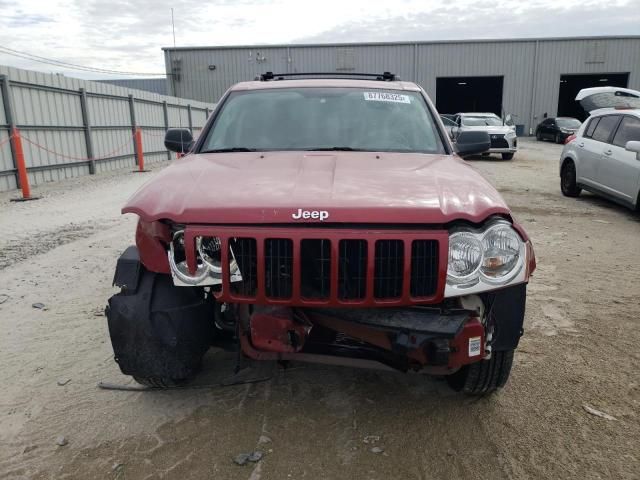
[{"left": 163, "top": 35, "right": 640, "bottom": 135}]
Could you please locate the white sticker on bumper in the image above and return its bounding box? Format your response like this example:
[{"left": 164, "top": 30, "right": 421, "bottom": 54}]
[{"left": 468, "top": 336, "right": 482, "bottom": 357}]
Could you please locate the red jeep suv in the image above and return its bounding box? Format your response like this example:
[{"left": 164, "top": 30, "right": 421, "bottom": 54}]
[{"left": 106, "top": 72, "right": 535, "bottom": 394}]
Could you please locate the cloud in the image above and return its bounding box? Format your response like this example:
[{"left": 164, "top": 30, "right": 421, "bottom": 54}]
[
  {"left": 0, "top": 0, "right": 638, "bottom": 81},
  {"left": 296, "top": 0, "right": 640, "bottom": 43},
  {"left": 5, "top": 13, "right": 52, "bottom": 27}
]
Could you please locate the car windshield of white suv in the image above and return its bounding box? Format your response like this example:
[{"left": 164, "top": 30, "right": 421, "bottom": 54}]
[
  {"left": 556, "top": 118, "right": 581, "bottom": 128},
  {"left": 201, "top": 88, "right": 446, "bottom": 154},
  {"left": 461, "top": 115, "right": 503, "bottom": 127}
]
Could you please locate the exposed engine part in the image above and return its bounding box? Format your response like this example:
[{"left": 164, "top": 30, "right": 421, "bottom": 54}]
[
  {"left": 214, "top": 302, "right": 237, "bottom": 332},
  {"left": 484, "top": 328, "right": 494, "bottom": 360},
  {"left": 459, "top": 294, "right": 485, "bottom": 319},
  {"left": 249, "top": 306, "right": 312, "bottom": 353}
]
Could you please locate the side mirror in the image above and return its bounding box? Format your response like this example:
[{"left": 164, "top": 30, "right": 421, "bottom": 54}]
[
  {"left": 455, "top": 131, "right": 490, "bottom": 156},
  {"left": 626, "top": 140, "right": 640, "bottom": 160},
  {"left": 164, "top": 128, "right": 194, "bottom": 153}
]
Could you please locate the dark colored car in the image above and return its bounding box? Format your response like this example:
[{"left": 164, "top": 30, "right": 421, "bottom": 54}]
[
  {"left": 106, "top": 73, "right": 536, "bottom": 395},
  {"left": 536, "top": 117, "right": 582, "bottom": 143}
]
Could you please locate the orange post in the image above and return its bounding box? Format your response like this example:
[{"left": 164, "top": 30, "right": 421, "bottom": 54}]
[
  {"left": 135, "top": 127, "right": 145, "bottom": 171},
  {"left": 12, "top": 127, "right": 32, "bottom": 199}
]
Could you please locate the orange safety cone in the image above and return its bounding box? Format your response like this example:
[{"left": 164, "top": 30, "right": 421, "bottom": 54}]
[
  {"left": 10, "top": 127, "right": 40, "bottom": 202},
  {"left": 133, "top": 127, "right": 148, "bottom": 173}
]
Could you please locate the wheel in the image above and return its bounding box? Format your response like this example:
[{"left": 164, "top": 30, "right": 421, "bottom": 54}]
[
  {"left": 536, "top": 131, "right": 543, "bottom": 141},
  {"left": 560, "top": 160, "right": 582, "bottom": 197},
  {"left": 106, "top": 264, "right": 215, "bottom": 388},
  {"left": 502, "top": 153, "right": 514, "bottom": 160},
  {"left": 555, "top": 133, "right": 563, "bottom": 144},
  {"left": 446, "top": 350, "right": 514, "bottom": 395}
]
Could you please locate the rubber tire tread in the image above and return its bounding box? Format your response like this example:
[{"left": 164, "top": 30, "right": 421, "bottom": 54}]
[{"left": 446, "top": 350, "right": 514, "bottom": 395}]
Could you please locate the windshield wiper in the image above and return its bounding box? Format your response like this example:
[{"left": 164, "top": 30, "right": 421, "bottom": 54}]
[
  {"left": 200, "top": 147, "right": 258, "bottom": 153},
  {"left": 303, "top": 147, "right": 367, "bottom": 151}
]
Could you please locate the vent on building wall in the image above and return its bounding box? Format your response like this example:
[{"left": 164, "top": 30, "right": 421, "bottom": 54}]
[
  {"left": 584, "top": 42, "right": 606, "bottom": 64},
  {"left": 171, "top": 58, "right": 182, "bottom": 81},
  {"left": 336, "top": 47, "right": 355, "bottom": 71}
]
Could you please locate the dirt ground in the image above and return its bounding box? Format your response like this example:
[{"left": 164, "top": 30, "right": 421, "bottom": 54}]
[{"left": 1, "top": 138, "right": 639, "bottom": 480}]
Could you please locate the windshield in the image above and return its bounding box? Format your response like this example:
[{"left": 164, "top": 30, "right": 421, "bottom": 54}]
[
  {"left": 461, "top": 115, "right": 503, "bottom": 127},
  {"left": 556, "top": 118, "right": 582, "bottom": 128},
  {"left": 462, "top": 115, "right": 502, "bottom": 127},
  {"left": 201, "top": 88, "right": 445, "bottom": 154}
]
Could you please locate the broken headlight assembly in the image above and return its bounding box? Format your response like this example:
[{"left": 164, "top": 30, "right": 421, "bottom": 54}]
[
  {"left": 445, "top": 220, "right": 527, "bottom": 297},
  {"left": 168, "top": 230, "right": 242, "bottom": 287}
]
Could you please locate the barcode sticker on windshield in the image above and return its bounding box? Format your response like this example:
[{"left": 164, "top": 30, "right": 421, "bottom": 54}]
[
  {"left": 363, "top": 92, "right": 411, "bottom": 103},
  {"left": 468, "top": 337, "right": 482, "bottom": 357}
]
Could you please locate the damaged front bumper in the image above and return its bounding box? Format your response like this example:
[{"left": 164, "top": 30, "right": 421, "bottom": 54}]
[{"left": 238, "top": 284, "right": 527, "bottom": 373}]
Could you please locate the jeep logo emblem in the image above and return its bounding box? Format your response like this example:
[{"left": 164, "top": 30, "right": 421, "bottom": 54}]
[{"left": 292, "top": 208, "right": 329, "bottom": 221}]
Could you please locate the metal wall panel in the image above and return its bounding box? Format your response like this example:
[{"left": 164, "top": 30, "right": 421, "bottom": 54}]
[
  {"left": 96, "top": 78, "right": 168, "bottom": 95},
  {"left": 165, "top": 36, "right": 640, "bottom": 134},
  {"left": 167, "top": 105, "right": 190, "bottom": 127},
  {"left": 0, "top": 65, "right": 213, "bottom": 192},
  {"left": 134, "top": 101, "right": 165, "bottom": 127}
]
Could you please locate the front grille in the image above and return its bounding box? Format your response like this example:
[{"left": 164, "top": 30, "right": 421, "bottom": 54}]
[
  {"left": 230, "top": 238, "right": 257, "bottom": 296},
  {"left": 265, "top": 238, "right": 293, "bottom": 298},
  {"left": 490, "top": 135, "right": 509, "bottom": 149},
  {"left": 186, "top": 227, "right": 443, "bottom": 306},
  {"left": 410, "top": 240, "right": 439, "bottom": 297},
  {"left": 374, "top": 240, "right": 404, "bottom": 299},
  {"left": 300, "top": 239, "right": 331, "bottom": 299},
  {"left": 338, "top": 240, "right": 367, "bottom": 300}
]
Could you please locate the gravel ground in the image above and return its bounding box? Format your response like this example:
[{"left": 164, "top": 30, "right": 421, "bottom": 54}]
[{"left": 0, "top": 138, "right": 639, "bottom": 480}]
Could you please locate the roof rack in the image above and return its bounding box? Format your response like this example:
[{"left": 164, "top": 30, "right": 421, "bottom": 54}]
[{"left": 257, "top": 71, "right": 399, "bottom": 82}]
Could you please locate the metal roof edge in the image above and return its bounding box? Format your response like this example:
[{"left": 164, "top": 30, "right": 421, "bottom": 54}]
[{"left": 161, "top": 35, "right": 640, "bottom": 52}]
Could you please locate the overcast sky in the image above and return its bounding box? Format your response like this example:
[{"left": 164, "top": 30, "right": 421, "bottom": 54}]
[{"left": 1, "top": 0, "right": 639, "bottom": 79}]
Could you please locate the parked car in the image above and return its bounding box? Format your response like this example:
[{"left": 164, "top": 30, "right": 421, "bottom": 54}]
[
  {"left": 560, "top": 86, "right": 640, "bottom": 210},
  {"left": 106, "top": 72, "right": 536, "bottom": 395},
  {"left": 536, "top": 117, "right": 582, "bottom": 143},
  {"left": 453, "top": 112, "right": 517, "bottom": 160}
]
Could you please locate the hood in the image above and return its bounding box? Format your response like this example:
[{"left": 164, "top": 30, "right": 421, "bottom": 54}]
[
  {"left": 576, "top": 86, "right": 640, "bottom": 112},
  {"left": 123, "top": 151, "right": 510, "bottom": 225}
]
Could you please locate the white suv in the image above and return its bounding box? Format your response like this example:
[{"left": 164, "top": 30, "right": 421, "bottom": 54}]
[
  {"left": 453, "top": 113, "right": 517, "bottom": 160},
  {"left": 560, "top": 87, "right": 640, "bottom": 210}
]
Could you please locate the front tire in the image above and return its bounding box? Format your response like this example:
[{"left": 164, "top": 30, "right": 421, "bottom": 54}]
[
  {"left": 502, "top": 153, "right": 514, "bottom": 160},
  {"left": 555, "top": 133, "right": 563, "bottom": 144},
  {"left": 106, "top": 264, "right": 215, "bottom": 387},
  {"left": 536, "top": 131, "right": 543, "bottom": 141},
  {"left": 561, "top": 160, "right": 582, "bottom": 197},
  {"left": 446, "top": 350, "right": 514, "bottom": 395}
]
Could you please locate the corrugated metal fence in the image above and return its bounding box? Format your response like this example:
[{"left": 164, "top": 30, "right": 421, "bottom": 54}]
[{"left": 0, "top": 65, "right": 214, "bottom": 193}]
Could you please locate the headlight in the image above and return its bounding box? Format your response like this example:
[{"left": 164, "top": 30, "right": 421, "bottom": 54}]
[
  {"left": 168, "top": 231, "right": 210, "bottom": 285},
  {"left": 168, "top": 231, "right": 242, "bottom": 287},
  {"left": 445, "top": 220, "right": 527, "bottom": 297},
  {"left": 505, "top": 130, "right": 516, "bottom": 137},
  {"left": 480, "top": 224, "right": 522, "bottom": 282},
  {"left": 447, "top": 232, "right": 482, "bottom": 284}
]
